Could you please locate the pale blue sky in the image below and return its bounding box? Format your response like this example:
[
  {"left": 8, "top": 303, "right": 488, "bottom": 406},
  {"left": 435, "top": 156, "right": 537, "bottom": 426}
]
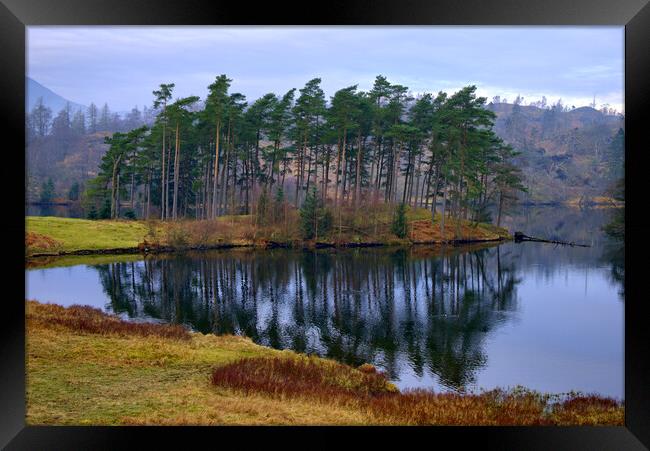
[{"left": 27, "top": 26, "right": 624, "bottom": 113}]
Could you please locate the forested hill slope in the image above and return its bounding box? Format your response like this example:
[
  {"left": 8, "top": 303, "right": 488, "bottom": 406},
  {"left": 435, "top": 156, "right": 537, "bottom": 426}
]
[
  {"left": 26, "top": 132, "right": 111, "bottom": 202},
  {"left": 487, "top": 102, "right": 624, "bottom": 204}
]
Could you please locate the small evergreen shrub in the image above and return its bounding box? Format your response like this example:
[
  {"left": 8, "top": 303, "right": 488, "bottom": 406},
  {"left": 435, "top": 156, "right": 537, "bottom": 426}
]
[
  {"left": 98, "top": 198, "right": 111, "bottom": 219},
  {"left": 86, "top": 205, "right": 98, "bottom": 220},
  {"left": 299, "top": 188, "right": 332, "bottom": 240},
  {"left": 391, "top": 203, "right": 408, "bottom": 238}
]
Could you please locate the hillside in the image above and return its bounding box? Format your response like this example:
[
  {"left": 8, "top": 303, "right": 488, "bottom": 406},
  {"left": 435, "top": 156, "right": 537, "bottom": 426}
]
[
  {"left": 487, "top": 103, "right": 624, "bottom": 203},
  {"left": 26, "top": 132, "right": 111, "bottom": 202}
]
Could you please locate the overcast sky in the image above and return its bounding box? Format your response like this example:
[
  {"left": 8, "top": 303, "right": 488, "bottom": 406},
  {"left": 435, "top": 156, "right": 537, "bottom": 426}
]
[{"left": 27, "top": 26, "right": 624, "bottom": 113}]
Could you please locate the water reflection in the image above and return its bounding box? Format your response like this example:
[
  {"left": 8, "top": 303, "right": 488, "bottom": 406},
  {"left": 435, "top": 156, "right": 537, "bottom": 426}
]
[
  {"left": 93, "top": 245, "right": 520, "bottom": 391},
  {"left": 501, "top": 206, "right": 625, "bottom": 301},
  {"left": 26, "top": 203, "right": 84, "bottom": 218}
]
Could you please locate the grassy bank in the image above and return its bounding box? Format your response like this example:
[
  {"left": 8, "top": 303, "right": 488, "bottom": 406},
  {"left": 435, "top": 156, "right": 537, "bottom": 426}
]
[
  {"left": 26, "top": 207, "right": 511, "bottom": 257},
  {"left": 26, "top": 301, "right": 623, "bottom": 426}
]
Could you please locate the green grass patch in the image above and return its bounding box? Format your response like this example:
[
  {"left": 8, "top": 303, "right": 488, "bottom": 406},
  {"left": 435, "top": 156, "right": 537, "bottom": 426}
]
[{"left": 26, "top": 217, "right": 149, "bottom": 255}]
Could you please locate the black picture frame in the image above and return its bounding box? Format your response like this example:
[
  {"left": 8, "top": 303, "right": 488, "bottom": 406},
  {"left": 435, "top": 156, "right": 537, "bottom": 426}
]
[{"left": 4, "top": 0, "right": 649, "bottom": 448}]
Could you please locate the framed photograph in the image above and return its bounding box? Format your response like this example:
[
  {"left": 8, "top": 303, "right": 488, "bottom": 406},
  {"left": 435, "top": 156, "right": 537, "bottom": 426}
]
[{"left": 4, "top": 0, "right": 648, "bottom": 448}]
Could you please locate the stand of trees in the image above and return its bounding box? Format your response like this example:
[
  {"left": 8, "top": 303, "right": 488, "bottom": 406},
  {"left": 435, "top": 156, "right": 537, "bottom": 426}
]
[
  {"left": 27, "top": 98, "right": 154, "bottom": 142},
  {"left": 80, "top": 75, "right": 525, "bottom": 227}
]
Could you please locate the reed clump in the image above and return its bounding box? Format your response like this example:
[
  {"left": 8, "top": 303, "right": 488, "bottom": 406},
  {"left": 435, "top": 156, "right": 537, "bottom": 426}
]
[
  {"left": 211, "top": 358, "right": 624, "bottom": 426},
  {"left": 211, "top": 356, "right": 397, "bottom": 403}
]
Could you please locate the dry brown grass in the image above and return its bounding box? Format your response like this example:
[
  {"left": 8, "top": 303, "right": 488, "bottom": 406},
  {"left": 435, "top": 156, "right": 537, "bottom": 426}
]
[
  {"left": 409, "top": 216, "right": 509, "bottom": 243},
  {"left": 550, "top": 395, "right": 624, "bottom": 425},
  {"left": 27, "top": 301, "right": 191, "bottom": 340},
  {"left": 366, "top": 388, "right": 551, "bottom": 425},
  {"left": 211, "top": 357, "right": 397, "bottom": 400},
  {"left": 25, "top": 232, "right": 62, "bottom": 253},
  {"left": 210, "top": 358, "right": 624, "bottom": 426}
]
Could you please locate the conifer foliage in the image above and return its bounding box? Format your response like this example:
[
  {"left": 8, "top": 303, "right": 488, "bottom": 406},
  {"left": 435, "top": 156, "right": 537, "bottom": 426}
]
[{"left": 300, "top": 188, "right": 332, "bottom": 240}]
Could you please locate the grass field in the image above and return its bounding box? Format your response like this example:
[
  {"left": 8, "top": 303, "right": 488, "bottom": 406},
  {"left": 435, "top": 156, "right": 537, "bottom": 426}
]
[
  {"left": 26, "top": 301, "right": 624, "bottom": 426},
  {"left": 26, "top": 217, "right": 150, "bottom": 254}
]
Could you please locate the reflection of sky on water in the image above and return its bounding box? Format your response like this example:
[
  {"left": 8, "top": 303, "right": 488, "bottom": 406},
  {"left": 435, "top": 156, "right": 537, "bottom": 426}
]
[{"left": 27, "top": 265, "right": 107, "bottom": 308}]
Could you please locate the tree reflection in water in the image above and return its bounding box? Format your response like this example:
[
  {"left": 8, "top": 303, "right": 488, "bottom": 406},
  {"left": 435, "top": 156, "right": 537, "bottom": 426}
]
[{"left": 94, "top": 245, "right": 521, "bottom": 391}]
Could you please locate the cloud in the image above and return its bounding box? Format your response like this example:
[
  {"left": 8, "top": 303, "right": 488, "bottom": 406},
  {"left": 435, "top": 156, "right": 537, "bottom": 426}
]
[{"left": 27, "top": 26, "right": 624, "bottom": 112}]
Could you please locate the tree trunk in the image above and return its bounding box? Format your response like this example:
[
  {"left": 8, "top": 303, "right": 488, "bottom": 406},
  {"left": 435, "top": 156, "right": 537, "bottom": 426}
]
[
  {"left": 220, "top": 120, "right": 231, "bottom": 215},
  {"left": 440, "top": 179, "right": 447, "bottom": 237},
  {"left": 160, "top": 123, "right": 166, "bottom": 220},
  {"left": 172, "top": 121, "right": 180, "bottom": 220},
  {"left": 111, "top": 155, "right": 122, "bottom": 219},
  {"left": 231, "top": 140, "right": 237, "bottom": 214},
  {"left": 334, "top": 136, "right": 342, "bottom": 208},
  {"left": 497, "top": 190, "right": 504, "bottom": 228},
  {"left": 392, "top": 143, "right": 403, "bottom": 203},
  {"left": 146, "top": 173, "right": 151, "bottom": 219},
  {"left": 401, "top": 165, "right": 408, "bottom": 205},
  {"left": 354, "top": 130, "right": 362, "bottom": 210},
  {"left": 244, "top": 153, "right": 250, "bottom": 214},
  {"left": 165, "top": 141, "right": 172, "bottom": 220},
  {"left": 338, "top": 131, "right": 347, "bottom": 238},
  {"left": 323, "top": 150, "right": 330, "bottom": 204},
  {"left": 130, "top": 148, "right": 136, "bottom": 212},
  {"left": 212, "top": 119, "right": 221, "bottom": 219},
  {"left": 305, "top": 144, "right": 313, "bottom": 198}
]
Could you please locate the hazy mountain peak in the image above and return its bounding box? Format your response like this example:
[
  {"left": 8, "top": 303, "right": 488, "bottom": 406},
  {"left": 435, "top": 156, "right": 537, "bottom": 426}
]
[{"left": 26, "top": 77, "right": 87, "bottom": 114}]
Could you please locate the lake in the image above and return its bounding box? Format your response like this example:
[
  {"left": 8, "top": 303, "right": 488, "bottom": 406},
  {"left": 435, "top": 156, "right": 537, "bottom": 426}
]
[
  {"left": 25, "top": 206, "right": 624, "bottom": 398},
  {"left": 26, "top": 203, "right": 84, "bottom": 218}
]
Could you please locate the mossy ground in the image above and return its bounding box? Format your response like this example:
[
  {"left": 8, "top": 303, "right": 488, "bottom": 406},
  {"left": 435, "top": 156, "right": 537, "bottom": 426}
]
[{"left": 26, "top": 301, "right": 623, "bottom": 426}]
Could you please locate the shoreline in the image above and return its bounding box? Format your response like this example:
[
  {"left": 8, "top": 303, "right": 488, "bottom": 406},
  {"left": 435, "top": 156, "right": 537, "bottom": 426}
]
[
  {"left": 26, "top": 236, "right": 511, "bottom": 259},
  {"left": 25, "top": 214, "right": 513, "bottom": 261},
  {"left": 26, "top": 300, "right": 624, "bottom": 425}
]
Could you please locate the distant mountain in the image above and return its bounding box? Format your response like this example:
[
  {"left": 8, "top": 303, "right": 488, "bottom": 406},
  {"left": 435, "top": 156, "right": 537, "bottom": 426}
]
[{"left": 26, "top": 77, "right": 87, "bottom": 114}]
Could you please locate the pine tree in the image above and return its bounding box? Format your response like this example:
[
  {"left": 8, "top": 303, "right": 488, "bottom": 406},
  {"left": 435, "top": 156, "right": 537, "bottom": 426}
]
[
  {"left": 99, "top": 198, "right": 111, "bottom": 219},
  {"left": 30, "top": 97, "right": 52, "bottom": 137},
  {"left": 299, "top": 188, "right": 331, "bottom": 240},
  {"left": 86, "top": 205, "right": 98, "bottom": 220},
  {"left": 87, "top": 103, "right": 98, "bottom": 134},
  {"left": 152, "top": 83, "right": 175, "bottom": 220},
  {"left": 391, "top": 202, "right": 408, "bottom": 238}
]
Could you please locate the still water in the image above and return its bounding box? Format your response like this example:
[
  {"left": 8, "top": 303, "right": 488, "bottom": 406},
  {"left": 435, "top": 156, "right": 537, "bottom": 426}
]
[
  {"left": 26, "top": 207, "right": 624, "bottom": 398},
  {"left": 26, "top": 203, "right": 84, "bottom": 218}
]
